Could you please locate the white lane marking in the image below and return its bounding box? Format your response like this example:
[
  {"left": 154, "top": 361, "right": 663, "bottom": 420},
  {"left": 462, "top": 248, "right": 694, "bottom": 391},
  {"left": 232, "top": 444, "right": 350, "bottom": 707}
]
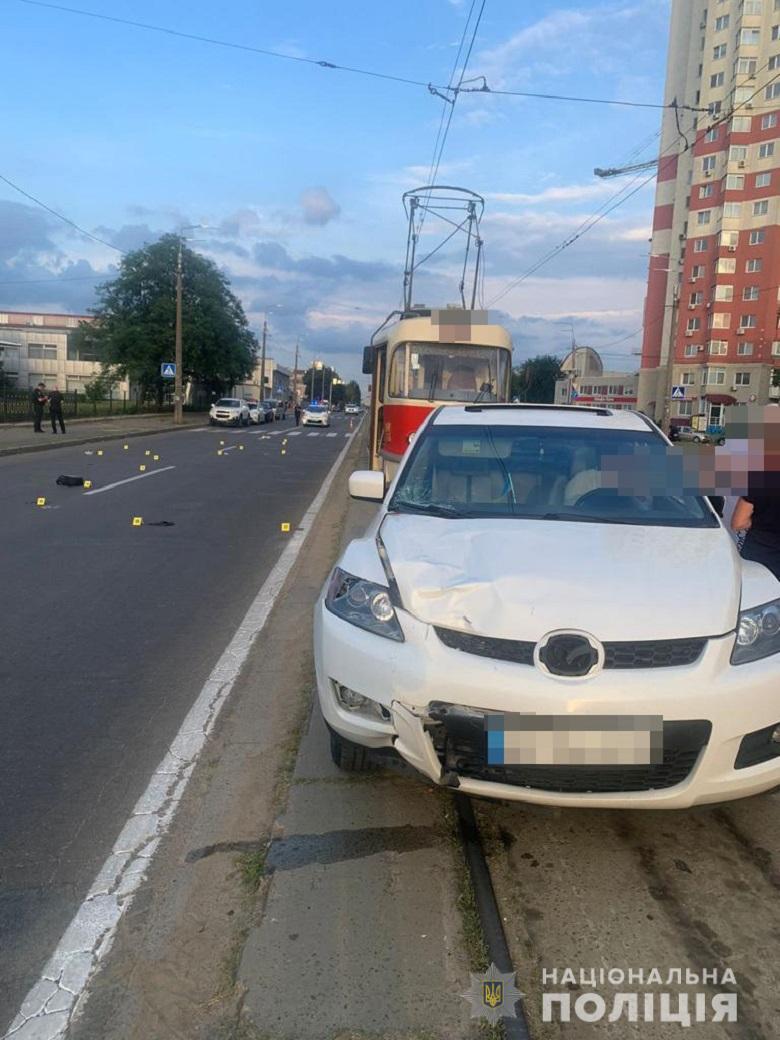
[
  {"left": 83, "top": 467, "right": 176, "bottom": 496},
  {"left": 221, "top": 445, "right": 237, "bottom": 453},
  {"left": 326, "top": 432, "right": 337, "bottom": 437},
  {"left": 306, "top": 431, "right": 320, "bottom": 437},
  {"left": 287, "top": 430, "right": 302, "bottom": 436},
  {"left": 3, "top": 428, "right": 358, "bottom": 1040}
]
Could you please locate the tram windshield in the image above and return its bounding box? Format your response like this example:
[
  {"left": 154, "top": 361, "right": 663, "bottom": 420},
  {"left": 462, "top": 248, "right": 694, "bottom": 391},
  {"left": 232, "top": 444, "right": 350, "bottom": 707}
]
[{"left": 388, "top": 342, "right": 510, "bottom": 403}]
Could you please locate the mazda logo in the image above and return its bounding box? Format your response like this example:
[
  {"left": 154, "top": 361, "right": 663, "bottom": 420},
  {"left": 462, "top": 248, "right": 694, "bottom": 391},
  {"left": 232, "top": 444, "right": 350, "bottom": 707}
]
[{"left": 538, "top": 633, "right": 600, "bottom": 677}]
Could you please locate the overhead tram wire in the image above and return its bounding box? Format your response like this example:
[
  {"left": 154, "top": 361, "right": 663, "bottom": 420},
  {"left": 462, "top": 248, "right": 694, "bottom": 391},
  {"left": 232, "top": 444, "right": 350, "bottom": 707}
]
[
  {"left": 13, "top": 0, "right": 709, "bottom": 114},
  {"left": 416, "top": 0, "right": 487, "bottom": 245},
  {"left": 0, "top": 170, "right": 125, "bottom": 254},
  {"left": 487, "top": 62, "right": 780, "bottom": 309}
]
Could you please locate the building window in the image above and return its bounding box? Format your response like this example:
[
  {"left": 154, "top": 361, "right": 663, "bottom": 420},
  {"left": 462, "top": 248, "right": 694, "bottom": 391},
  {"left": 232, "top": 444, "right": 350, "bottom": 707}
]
[
  {"left": 714, "top": 285, "right": 734, "bottom": 301},
  {"left": 724, "top": 202, "right": 742, "bottom": 218},
  {"left": 753, "top": 199, "right": 769, "bottom": 215},
  {"left": 737, "top": 58, "right": 759, "bottom": 77},
  {"left": 699, "top": 184, "right": 714, "bottom": 198},
  {"left": 0, "top": 313, "right": 8, "bottom": 325},
  {"left": 707, "top": 369, "right": 727, "bottom": 385},
  {"left": 714, "top": 43, "right": 727, "bottom": 60},
  {"left": 720, "top": 230, "right": 739, "bottom": 247},
  {"left": 746, "top": 258, "right": 763, "bottom": 271},
  {"left": 687, "top": 317, "right": 702, "bottom": 331},
  {"left": 729, "top": 145, "right": 748, "bottom": 161},
  {"left": 761, "top": 112, "right": 778, "bottom": 128},
  {"left": 710, "top": 100, "right": 723, "bottom": 115},
  {"left": 770, "top": 55, "right": 780, "bottom": 70},
  {"left": 27, "top": 344, "right": 58, "bottom": 360},
  {"left": 749, "top": 229, "right": 765, "bottom": 244},
  {"left": 743, "top": 285, "right": 760, "bottom": 300},
  {"left": 704, "top": 127, "right": 719, "bottom": 143},
  {"left": 756, "top": 172, "right": 772, "bottom": 188},
  {"left": 772, "top": 341, "right": 780, "bottom": 355},
  {"left": 697, "top": 209, "right": 712, "bottom": 225},
  {"left": 758, "top": 141, "right": 775, "bottom": 158},
  {"left": 765, "top": 82, "right": 780, "bottom": 99},
  {"left": 739, "top": 314, "right": 758, "bottom": 328},
  {"left": 66, "top": 343, "right": 99, "bottom": 362},
  {"left": 684, "top": 344, "right": 698, "bottom": 357},
  {"left": 737, "top": 341, "right": 755, "bottom": 355},
  {"left": 725, "top": 175, "right": 745, "bottom": 191},
  {"left": 690, "top": 291, "right": 704, "bottom": 305},
  {"left": 709, "top": 340, "right": 728, "bottom": 354},
  {"left": 741, "top": 27, "right": 761, "bottom": 45},
  {"left": 712, "top": 312, "right": 731, "bottom": 328},
  {"left": 731, "top": 117, "right": 751, "bottom": 134},
  {"left": 744, "top": 1, "right": 763, "bottom": 14},
  {"left": 0, "top": 345, "right": 20, "bottom": 373},
  {"left": 716, "top": 14, "right": 730, "bottom": 29},
  {"left": 710, "top": 72, "right": 725, "bottom": 88},
  {"left": 774, "top": 24, "right": 780, "bottom": 39},
  {"left": 694, "top": 239, "right": 709, "bottom": 253},
  {"left": 702, "top": 156, "right": 717, "bottom": 173},
  {"left": 692, "top": 265, "right": 705, "bottom": 278},
  {"left": 682, "top": 371, "right": 696, "bottom": 385},
  {"left": 678, "top": 400, "right": 694, "bottom": 417},
  {"left": 735, "top": 371, "right": 752, "bottom": 385},
  {"left": 717, "top": 257, "right": 737, "bottom": 273}
]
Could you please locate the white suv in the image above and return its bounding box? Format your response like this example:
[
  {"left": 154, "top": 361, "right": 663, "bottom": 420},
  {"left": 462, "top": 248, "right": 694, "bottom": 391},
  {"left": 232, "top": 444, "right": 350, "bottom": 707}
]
[
  {"left": 314, "top": 404, "right": 780, "bottom": 808},
  {"left": 209, "top": 398, "right": 250, "bottom": 426}
]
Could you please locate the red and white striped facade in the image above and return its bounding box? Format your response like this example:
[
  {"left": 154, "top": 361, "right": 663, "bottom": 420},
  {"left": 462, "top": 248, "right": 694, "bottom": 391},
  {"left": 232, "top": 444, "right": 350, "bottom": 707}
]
[{"left": 639, "top": 0, "right": 780, "bottom": 425}]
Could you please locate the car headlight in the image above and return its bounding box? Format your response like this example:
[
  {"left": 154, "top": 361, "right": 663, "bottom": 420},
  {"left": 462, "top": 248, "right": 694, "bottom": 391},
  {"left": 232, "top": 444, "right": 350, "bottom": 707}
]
[
  {"left": 731, "top": 597, "right": 780, "bottom": 665},
  {"left": 325, "top": 567, "right": 404, "bottom": 641}
]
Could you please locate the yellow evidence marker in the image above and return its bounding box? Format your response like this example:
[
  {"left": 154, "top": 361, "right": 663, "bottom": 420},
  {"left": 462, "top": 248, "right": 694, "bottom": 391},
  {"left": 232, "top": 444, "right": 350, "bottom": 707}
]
[
  {"left": 281, "top": 522, "right": 291, "bottom": 532},
  {"left": 132, "top": 517, "right": 143, "bottom": 527},
  {"left": 219, "top": 440, "right": 225, "bottom": 446},
  {"left": 83, "top": 480, "right": 92, "bottom": 489},
  {"left": 36, "top": 497, "right": 46, "bottom": 507},
  {"left": 238, "top": 445, "right": 245, "bottom": 451},
  {"left": 123, "top": 444, "right": 129, "bottom": 450},
  {"left": 145, "top": 450, "right": 151, "bottom": 457},
  {"left": 281, "top": 449, "right": 287, "bottom": 455},
  {"left": 153, "top": 454, "right": 160, "bottom": 461},
  {"left": 139, "top": 464, "right": 146, "bottom": 472},
  {"left": 217, "top": 449, "right": 223, "bottom": 456},
  {"left": 97, "top": 450, "right": 103, "bottom": 457}
]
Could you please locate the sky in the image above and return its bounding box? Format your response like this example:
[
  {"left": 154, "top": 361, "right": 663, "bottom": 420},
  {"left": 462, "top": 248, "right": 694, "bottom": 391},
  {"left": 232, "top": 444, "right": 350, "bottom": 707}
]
[{"left": 0, "top": 0, "right": 673, "bottom": 384}]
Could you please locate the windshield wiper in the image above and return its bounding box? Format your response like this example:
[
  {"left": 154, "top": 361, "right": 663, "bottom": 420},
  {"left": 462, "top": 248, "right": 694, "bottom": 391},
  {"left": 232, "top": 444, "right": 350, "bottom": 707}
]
[
  {"left": 391, "top": 500, "right": 465, "bottom": 518},
  {"left": 542, "top": 512, "right": 639, "bottom": 525}
]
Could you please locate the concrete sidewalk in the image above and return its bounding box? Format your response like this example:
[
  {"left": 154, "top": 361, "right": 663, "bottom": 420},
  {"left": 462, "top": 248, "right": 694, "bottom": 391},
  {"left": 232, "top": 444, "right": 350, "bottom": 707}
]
[{"left": 0, "top": 412, "right": 204, "bottom": 457}]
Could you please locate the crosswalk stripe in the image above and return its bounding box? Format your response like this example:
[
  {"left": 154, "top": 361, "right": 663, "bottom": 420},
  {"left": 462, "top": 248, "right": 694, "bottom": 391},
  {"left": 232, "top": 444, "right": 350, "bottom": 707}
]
[
  {"left": 288, "top": 430, "right": 302, "bottom": 436},
  {"left": 307, "top": 431, "right": 320, "bottom": 437},
  {"left": 326, "top": 432, "right": 337, "bottom": 437}
]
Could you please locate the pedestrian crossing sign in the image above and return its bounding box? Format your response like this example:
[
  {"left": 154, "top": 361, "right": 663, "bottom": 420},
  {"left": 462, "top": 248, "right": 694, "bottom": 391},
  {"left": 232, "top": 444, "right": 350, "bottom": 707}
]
[
  {"left": 161, "top": 362, "right": 176, "bottom": 378},
  {"left": 671, "top": 385, "right": 686, "bottom": 400}
]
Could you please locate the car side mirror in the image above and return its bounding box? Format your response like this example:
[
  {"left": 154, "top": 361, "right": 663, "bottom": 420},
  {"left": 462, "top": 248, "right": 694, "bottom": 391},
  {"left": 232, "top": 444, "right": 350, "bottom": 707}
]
[{"left": 349, "top": 470, "right": 385, "bottom": 502}]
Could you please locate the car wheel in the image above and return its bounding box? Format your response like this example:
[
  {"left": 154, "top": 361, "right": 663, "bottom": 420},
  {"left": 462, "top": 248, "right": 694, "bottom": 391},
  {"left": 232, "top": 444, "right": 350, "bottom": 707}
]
[
  {"left": 717, "top": 437, "right": 725, "bottom": 445},
  {"left": 328, "top": 727, "right": 377, "bottom": 772},
  {"left": 693, "top": 435, "right": 702, "bottom": 443},
  {"left": 209, "top": 418, "right": 215, "bottom": 425}
]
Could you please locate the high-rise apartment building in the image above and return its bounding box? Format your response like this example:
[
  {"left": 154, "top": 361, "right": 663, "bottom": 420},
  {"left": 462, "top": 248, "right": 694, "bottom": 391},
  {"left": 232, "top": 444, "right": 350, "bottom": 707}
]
[{"left": 639, "top": 0, "right": 780, "bottom": 429}]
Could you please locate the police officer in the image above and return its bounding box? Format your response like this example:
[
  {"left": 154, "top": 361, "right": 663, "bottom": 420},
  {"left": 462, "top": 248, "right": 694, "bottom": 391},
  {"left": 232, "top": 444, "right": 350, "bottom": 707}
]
[
  {"left": 49, "top": 385, "right": 66, "bottom": 434},
  {"left": 32, "top": 382, "right": 47, "bottom": 433}
]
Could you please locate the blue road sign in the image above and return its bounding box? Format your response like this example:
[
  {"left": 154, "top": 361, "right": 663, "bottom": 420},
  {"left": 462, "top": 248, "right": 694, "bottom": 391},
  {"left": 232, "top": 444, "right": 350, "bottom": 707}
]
[
  {"left": 671, "top": 385, "right": 686, "bottom": 400},
  {"left": 161, "top": 362, "right": 176, "bottom": 378}
]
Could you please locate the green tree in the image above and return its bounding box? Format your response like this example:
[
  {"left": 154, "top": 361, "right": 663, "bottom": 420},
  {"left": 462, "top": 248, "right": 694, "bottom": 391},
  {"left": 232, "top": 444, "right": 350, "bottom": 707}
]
[
  {"left": 0, "top": 359, "right": 14, "bottom": 389},
  {"left": 74, "top": 234, "right": 256, "bottom": 404},
  {"left": 344, "top": 380, "right": 361, "bottom": 405},
  {"left": 84, "top": 371, "right": 118, "bottom": 402},
  {"left": 303, "top": 364, "right": 341, "bottom": 403},
  {"left": 512, "top": 355, "right": 564, "bottom": 403}
]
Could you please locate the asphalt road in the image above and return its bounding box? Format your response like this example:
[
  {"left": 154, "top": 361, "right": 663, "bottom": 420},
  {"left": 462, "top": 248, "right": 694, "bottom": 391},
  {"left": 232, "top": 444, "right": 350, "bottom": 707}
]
[{"left": 0, "top": 414, "right": 359, "bottom": 1031}]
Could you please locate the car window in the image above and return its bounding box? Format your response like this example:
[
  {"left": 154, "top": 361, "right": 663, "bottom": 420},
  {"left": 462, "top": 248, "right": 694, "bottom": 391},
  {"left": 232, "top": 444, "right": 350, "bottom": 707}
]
[
  {"left": 389, "top": 424, "right": 719, "bottom": 527},
  {"left": 216, "top": 399, "right": 240, "bottom": 406}
]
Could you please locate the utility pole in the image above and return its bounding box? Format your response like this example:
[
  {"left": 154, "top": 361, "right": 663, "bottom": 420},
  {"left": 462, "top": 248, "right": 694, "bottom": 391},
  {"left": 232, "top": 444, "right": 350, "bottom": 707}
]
[
  {"left": 659, "top": 287, "right": 680, "bottom": 432},
  {"left": 174, "top": 239, "right": 183, "bottom": 424},
  {"left": 292, "top": 341, "right": 299, "bottom": 403},
  {"left": 259, "top": 318, "right": 268, "bottom": 402}
]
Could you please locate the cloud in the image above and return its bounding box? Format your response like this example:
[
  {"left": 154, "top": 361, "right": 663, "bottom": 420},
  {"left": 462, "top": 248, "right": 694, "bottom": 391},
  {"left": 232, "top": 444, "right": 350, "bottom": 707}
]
[
  {"left": 488, "top": 181, "right": 629, "bottom": 205},
  {"left": 299, "top": 187, "right": 341, "bottom": 226}
]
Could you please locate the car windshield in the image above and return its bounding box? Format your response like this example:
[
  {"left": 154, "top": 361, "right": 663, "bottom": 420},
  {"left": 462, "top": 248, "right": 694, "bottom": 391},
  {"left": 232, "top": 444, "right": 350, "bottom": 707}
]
[
  {"left": 307, "top": 406, "right": 326, "bottom": 413},
  {"left": 216, "top": 399, "right": 241, "bottom": 407},
  {"left": 388, "top": 343, "right": 510, "bottom": 403},
  {"left": 389, "top": 424, "right": 719, "bottom": 527}
]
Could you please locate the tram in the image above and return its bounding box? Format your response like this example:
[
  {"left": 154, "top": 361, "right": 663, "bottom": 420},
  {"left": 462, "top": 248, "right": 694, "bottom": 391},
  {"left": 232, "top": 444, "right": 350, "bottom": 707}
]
[{"left": 362, "top": 306, "right": 513, "bottom": 478}]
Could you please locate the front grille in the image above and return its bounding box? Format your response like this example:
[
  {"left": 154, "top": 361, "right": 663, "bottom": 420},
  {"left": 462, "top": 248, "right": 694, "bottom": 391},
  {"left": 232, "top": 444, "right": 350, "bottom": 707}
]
[
  {"left": 429, "top": 712, "right": 711, "bottom": 794},
  {"left": 434, "top": 626, "right": 706, "bottom": 670}
]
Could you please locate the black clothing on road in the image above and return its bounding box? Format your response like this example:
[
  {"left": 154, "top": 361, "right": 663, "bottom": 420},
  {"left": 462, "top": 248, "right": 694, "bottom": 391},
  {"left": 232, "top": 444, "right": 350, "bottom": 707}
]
[{"left": 49, "top": 390, "right": 66, "bottom": 433}]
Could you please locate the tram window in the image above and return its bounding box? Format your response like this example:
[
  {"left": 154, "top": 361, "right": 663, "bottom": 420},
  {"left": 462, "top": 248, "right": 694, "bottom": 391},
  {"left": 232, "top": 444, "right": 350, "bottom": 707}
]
[{"left": 390, "top": 342, "right": 509, "bottom": 402}]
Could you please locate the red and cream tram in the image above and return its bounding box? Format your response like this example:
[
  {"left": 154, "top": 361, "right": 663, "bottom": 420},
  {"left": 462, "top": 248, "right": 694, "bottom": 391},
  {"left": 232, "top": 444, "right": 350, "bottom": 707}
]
[{"left": 362, "top": 307, "right": 513, "bottom": 479}]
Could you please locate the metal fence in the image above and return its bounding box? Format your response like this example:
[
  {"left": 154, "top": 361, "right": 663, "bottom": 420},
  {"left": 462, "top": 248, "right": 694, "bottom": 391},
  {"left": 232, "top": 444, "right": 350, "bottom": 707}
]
[{"left": 0, "top": 389, "right": 211, "bottom": 424}]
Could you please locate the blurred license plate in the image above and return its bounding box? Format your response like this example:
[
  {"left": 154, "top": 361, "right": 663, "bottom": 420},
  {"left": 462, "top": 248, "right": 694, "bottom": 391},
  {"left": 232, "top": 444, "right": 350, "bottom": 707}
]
[{"left": 485, "top": 714, "right": 664, "bottom": 767}]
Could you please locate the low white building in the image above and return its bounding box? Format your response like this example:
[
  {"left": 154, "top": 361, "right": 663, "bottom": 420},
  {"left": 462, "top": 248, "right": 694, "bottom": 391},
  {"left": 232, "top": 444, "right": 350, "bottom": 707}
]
[
  {"left": 234, "top": 358, "right": 292, "bottom": 400},
  {"left": 0, "top": 310, "right": 128, "bottom": 394}
]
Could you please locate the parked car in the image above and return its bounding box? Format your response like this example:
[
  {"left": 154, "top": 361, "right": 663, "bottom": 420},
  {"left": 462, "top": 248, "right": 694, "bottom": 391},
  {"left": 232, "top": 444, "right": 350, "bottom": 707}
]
[
  {"left": 209, "top": 398, "right": 250, "bottom": 426},
  {"left": 259, "top": 401, "right": 275, "bottom": 423},
  {"left": 302, "top": 404, "right": 331, "bottom": 427},
  {"left": 673, "top": 426, "right": 725, "bottom": 445},
  {"left": 345, "top": 404, "right": 362, "bottom": 415},
  {"left": 247, "top": 401, "right": 262, "bottom": 425},
  {"left": 315, "top": 403, "right": 780, "bottom": 808}
]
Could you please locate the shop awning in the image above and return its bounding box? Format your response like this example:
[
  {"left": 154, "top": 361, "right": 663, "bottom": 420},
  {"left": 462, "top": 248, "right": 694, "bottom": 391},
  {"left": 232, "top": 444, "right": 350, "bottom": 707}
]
[{"left": 703, "top": 394, "right": 736, "bottom": 405}]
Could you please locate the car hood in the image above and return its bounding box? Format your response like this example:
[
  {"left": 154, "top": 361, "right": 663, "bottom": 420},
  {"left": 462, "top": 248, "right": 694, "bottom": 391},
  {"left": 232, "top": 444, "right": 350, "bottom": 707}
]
[{"left": 380, "top": 513, "right": 740, "bottom": 642}]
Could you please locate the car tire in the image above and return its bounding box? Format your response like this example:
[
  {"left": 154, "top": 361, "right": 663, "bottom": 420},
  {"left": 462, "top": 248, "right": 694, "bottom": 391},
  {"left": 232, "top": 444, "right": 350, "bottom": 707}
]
[
  {"left": 328, "top": 727, "right": 377, "bottom": 772},
  {"left": 693, "top": 435, "right": 702, "bottom": 443},
  {"left": 717, "top": 437, "right": 725, "bottom": 445},
  {"left": 209, "top": 418, "right": 215, "bottom": 425}
]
